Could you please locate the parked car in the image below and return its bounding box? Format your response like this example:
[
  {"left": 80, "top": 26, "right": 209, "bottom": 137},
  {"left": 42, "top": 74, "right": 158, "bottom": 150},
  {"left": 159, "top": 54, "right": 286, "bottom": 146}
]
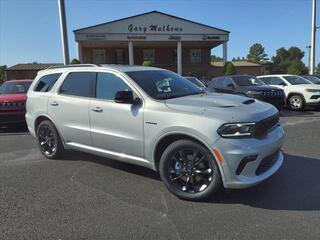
[
  {"left": 207, "top": 75, "right": 285, "bottom": 110},
  {"left": 26, "top": 65, "right": 284, "bottom": 201},
  {"left": 0, "top": 79, "right": 32, "bottom": 125},
  {"left": 184, "top": 76, "right": 206, "bottom": 89},
  {"left": 301, "top": 74, "right": 320, "bottom": 84},
  {"left": 258, "top": 74, "right": 320, "bottom": 110}
]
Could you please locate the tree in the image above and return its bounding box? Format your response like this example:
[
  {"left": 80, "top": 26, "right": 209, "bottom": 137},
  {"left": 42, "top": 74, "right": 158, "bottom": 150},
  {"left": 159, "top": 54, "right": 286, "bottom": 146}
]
[
  {"left": 223, "top": 62, "right": 236, "bottom": 75},
  {"left": 142, "top": 60, "right": 152, "bottom": 66},
  {"left": 70, "top": 58, "right": 80, "bottom": 64},
  {"left": 316, "top": 63, "right": 320, "bottom": 74},
  {"left": 271, "top": 47, "right": 307, "bottom": 74},
  {"left": 287, "top": 59, "right": 307, "bottom": 75},
  {"left": 211, "top": 55, "right": 223, "bottom": 62},
  {"left": 247, "top": 43, "right": 268, "bottom": 64},
  {"left": 0, "top": 65, "right": 7, "bottom": 81}
]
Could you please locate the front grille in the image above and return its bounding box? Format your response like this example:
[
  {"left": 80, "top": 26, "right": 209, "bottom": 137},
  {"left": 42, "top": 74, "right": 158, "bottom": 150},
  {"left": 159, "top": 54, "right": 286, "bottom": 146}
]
[
  {"left": 0, "top": 102, "right": 25, "bottom": 109},
  {"left": 262, "top": 90, "right": 284, "bottom": 96},
  {"left": 252, "top": 113, "right": 279, "bottom": 138},
  {"left": 256, "top": 150, "right": 280, "bottom": 175}
]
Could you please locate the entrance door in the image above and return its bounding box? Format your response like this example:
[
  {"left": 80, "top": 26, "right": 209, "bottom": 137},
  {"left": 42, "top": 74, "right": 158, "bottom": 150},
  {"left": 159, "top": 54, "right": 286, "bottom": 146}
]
[{"left": 93, "top": 49, "right": 106, "bottom": 64}]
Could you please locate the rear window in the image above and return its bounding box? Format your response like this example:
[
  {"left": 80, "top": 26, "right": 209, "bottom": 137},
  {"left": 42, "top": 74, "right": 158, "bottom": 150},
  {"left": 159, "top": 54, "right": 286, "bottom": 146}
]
[
  {"left": 34, "top": 73, "right": 62, "bottom": 92},
  {"left": 59, "top": 72, "right": 96, "bottom": 98}
]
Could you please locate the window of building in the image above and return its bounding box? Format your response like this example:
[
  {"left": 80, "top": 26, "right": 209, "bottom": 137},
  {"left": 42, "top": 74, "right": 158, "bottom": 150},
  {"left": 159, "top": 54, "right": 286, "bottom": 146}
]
[
  {"left": 34, "top": 73, "right": 62, "bottom": 92},
  {"left": 190, "top": 49, "right": 201, "bottom": 64},
  {"left": 143, "top": 49, "right": 155, "bottom": 64},
  {"left": 92, "top": 49, "right": 106, "bottom": 64},
  {"left": 172, "top": 49, "right": 177, "bottom": 63},
  {"left": 60, "top": 72, "right": 96, "bottom": 98},
  {"left": 96, "top": 72, "right": 131, "bottom": 100},
  {"left": 115, "top": 49, "right": 124, "bottom": 64}
]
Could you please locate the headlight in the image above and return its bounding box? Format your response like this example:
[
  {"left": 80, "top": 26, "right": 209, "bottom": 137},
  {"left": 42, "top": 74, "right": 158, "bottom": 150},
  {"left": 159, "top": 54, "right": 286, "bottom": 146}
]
[
  {"left": 306, "top": 89, "right": 320, "bottom": 93},
  {"left": 217, "top": 123, "right": 256, "bottom": 138},
  {"left": 247, "top": 90, "right": 262, "bottom": 95}
]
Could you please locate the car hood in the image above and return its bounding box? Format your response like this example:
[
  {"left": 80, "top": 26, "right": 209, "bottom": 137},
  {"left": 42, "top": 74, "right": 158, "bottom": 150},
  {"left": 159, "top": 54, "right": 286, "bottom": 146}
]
[
  {"left": 292, "top": 84, "right": 320, "bottom": 89},
  {"left": 165, "top": 92, "right": 278, "bottom": 122},
  {"left": 0, "top": 93, "right": 27, "bottom": 102},
  {"left": 238, "top": 85, "right": 282, "bottom": 91}
]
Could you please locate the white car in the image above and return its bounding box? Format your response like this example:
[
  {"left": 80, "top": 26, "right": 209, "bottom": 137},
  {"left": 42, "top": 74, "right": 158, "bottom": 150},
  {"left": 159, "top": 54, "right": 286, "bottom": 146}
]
[{"left": 258, "top": 74, "right": 320, "bottom": 110}]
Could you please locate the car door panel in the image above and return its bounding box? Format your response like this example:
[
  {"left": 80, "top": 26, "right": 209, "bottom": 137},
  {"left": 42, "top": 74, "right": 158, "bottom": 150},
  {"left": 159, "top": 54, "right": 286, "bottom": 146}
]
[{"left": 89, "top": 72, "right": 144, "bottom": 158}]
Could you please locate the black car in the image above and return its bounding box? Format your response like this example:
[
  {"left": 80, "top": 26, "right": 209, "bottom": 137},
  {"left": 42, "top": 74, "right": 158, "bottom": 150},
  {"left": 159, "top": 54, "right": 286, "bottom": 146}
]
[
  {"left": 301, "top": 75, "right": 320, "bottom": 84},
  {"left": 207, "top": 75, "right": 285, "bottom": 110}
]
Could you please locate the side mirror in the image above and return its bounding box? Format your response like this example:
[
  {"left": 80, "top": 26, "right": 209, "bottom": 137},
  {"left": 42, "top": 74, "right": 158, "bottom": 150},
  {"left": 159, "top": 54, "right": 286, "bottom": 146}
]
[{"left": 114, "top": 91, "right": 134, "bottom": 104}]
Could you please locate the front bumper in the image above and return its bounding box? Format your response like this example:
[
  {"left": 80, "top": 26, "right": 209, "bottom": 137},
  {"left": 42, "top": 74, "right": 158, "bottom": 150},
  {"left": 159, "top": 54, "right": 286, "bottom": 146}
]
[
  {"left": 213, "top": 123, "right": 285, "bottom": 189},
  {"left": 0, "top": 112, "right": 26, "bottom": 124}
]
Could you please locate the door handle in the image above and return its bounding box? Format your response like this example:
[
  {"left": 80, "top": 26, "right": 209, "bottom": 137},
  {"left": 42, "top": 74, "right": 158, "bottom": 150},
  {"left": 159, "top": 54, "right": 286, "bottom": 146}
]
[
  {"left": 92, "top": 107, "right": 103, "bottom": 113},
  {"left": 50, "top": 101, "right": 59, "bottom": 106}
]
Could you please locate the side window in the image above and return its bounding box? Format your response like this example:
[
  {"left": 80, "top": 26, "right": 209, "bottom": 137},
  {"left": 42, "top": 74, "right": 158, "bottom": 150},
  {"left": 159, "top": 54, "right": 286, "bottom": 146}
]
[
  {"left": 214, "top": 78, "right": 224, "bottom": 88},
  {"left": 260, "top": 77, "right": 271, "bottom": 84},
  {"left": 34, "top": 73, "right": 62, "bottom": 92},
  {"left": 60, "top": 72, "right": 96, "bottom": 97},
  {"left": 223, "top": 78, "right": 234, "bottom": 88},
  {"left": 271, "top": 77, "right": 284, "bottom": 85},
  {"left": 96, "top": 72, "right": 131, "bottom": 100}
]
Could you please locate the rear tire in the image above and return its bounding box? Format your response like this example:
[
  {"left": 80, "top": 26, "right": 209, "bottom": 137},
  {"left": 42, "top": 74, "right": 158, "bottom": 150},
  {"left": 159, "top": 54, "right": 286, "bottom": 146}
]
[
  {"left": 36, "top": 120, "right": 64, "bottom": 159},
  {"left": 288, "top": 95, "right": 305, "bottom": 111},
  {"left": 159, "top": 140, "right": 221, "bottom": 201}
]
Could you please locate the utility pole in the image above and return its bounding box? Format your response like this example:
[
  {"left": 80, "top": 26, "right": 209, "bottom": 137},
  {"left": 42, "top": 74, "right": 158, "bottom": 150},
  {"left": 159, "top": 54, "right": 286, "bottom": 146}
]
[
  {"left": 310, "top": 0, "right": 316, "bottom": 74},
  {"left": 58, "top": 0, "right": 70, "bottom": 65}
]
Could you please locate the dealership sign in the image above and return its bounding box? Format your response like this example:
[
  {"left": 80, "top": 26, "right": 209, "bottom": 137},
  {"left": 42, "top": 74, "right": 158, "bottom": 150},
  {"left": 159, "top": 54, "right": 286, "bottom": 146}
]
[{"left": 128, "top": 24, "right": 183, "bottom": 33}]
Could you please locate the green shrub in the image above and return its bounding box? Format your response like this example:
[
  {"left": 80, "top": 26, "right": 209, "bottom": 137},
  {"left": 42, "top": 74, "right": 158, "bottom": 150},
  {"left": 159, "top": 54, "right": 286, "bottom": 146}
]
[
  {"left": 223, "top": 62, "right": 236, "bottom": 75},
  {"left": 142, "top": 61, "right": 152, "bottom": 67}
]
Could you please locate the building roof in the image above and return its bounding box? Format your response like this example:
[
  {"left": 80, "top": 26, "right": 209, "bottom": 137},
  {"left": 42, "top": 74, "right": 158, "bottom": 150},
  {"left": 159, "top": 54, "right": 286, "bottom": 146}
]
[
  {"left": 74, "top": 10, "right": 230, "bottom": 34},
  {"left": 6, "top": 63, "right": 62, "bottom": 71},
  {"left": 211, "top": 61, "right": 262, "bottom": 67}
]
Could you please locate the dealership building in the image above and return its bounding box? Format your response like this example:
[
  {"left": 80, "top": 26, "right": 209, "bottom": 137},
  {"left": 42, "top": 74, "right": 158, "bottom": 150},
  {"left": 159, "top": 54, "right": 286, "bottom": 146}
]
[{"left": 74, "top": 11, "right": 232, "bottom": 78}]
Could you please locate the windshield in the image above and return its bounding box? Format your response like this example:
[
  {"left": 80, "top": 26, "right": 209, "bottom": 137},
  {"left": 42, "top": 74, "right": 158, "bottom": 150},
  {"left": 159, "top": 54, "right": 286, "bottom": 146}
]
[
  {"left": 0, "top": 81, "right": 31, "bottom": 94},
  {"left": 302, "top": 75, "right": 320, "bottom": 84},
  {"left": 232, "top": 75, "right": 265, "bottom": 86},
  {"left": 283, "top": 76, "right": 311, "bottom": 85},
  {"left": 126, "top": 70, "right": 205, "bottom": 100},
  {"left": 185, "top": 77, "right": 205, "bottom": 88}
]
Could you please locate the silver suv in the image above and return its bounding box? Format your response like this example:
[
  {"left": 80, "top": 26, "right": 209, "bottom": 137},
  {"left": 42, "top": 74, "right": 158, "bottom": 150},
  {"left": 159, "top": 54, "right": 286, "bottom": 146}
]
[{"left": 26, "top": 65, "right": 284, "bottom": 200}]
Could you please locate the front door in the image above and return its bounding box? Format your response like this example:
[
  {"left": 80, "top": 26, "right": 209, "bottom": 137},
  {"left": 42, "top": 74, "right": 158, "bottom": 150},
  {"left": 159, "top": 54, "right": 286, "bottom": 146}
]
[{"left": 89, "top": 71, "right": 144, "bottom": 158}]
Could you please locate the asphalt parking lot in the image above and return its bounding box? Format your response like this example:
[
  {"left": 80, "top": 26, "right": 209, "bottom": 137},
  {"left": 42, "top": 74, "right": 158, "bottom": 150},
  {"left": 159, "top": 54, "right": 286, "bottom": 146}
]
[{"left": 1, "top": 110, "right": 320, "bottom": 240}]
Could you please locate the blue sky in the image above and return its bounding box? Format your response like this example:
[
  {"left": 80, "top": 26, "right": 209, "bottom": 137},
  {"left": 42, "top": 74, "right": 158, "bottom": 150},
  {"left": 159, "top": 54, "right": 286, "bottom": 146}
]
[{"left": 0, "top": 0, "right": 317, "bottom": 66}]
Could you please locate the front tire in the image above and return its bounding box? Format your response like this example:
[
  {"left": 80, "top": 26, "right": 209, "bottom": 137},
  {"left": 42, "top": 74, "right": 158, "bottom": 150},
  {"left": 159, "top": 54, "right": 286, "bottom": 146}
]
[
  {"left": 36, "top": 120, "right": 64, "bottom": 159},
  {"left": 288, "top": 95, "right": 304, "bottom": 111},
  {"left": 159, "top": 140, "right": 221, "bottom": 201}
]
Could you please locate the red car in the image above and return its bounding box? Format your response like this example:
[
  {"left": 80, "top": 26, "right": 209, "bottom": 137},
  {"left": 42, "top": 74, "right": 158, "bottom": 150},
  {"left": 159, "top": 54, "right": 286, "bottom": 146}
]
[{"left": 0, "top": 79, "right": 33, "bottom": 125}]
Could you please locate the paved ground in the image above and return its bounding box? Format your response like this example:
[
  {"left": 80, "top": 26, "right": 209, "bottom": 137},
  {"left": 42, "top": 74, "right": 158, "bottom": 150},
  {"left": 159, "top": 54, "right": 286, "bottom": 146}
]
[{"left": 1, "top": 110, "right": 320, "bottom": 240}]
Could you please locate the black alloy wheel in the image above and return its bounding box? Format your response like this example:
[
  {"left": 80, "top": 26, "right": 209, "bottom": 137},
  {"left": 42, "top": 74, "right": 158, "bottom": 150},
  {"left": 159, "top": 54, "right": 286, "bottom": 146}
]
[
  {"left": 37, "top": 120, "right": 64, "bottom": 159},
  {"left": 159, "top": 140, "right": 221, "bottom": 201}
]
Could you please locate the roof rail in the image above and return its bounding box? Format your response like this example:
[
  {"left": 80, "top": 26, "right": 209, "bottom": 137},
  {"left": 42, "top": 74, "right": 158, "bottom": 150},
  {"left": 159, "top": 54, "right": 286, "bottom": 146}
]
[{"left": 46, "top": 64, "right": 99, "bottom": 69}]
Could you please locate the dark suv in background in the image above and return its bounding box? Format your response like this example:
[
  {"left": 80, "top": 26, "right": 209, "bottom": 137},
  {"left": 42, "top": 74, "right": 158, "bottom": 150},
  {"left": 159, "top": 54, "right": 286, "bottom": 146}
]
[{"left": 207, "top": 75, "right": 285, "bottom": 110}]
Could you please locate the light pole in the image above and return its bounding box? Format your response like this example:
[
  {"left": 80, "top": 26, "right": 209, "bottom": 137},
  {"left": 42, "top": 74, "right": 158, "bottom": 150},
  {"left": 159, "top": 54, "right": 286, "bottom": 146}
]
[
  {"left": 58, "top": 0, "right": 70, "bottom": 65},
  {"left": 306, "top": 45, "right": 311, "bottom": 70},
  {"left": 310, "top": 0, "right": 316, "bottom": 74}
]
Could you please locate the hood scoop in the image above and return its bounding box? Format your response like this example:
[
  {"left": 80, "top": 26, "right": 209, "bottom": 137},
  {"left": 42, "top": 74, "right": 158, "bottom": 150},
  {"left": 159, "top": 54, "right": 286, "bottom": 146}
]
[{"left": 243, "top": 99, "right": 255, "bottom": 105}]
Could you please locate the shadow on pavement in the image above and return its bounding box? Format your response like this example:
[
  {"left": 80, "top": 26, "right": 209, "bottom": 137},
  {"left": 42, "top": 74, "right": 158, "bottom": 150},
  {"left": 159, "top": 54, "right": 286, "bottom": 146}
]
[
  {"left": 0, "top": 124, "right": 29, "bottom": 135},
  {"left": 280, "top": 109, "right": 317, "bottom": 117},
  {"left": 207, "top": 153, "right": 320, "bottom": 211},
  {"left": 60, "top": 150, "right": 161, "bottom": 181},
  {"left": 58, "top": 150, "right": 320, "bottom": 211}
]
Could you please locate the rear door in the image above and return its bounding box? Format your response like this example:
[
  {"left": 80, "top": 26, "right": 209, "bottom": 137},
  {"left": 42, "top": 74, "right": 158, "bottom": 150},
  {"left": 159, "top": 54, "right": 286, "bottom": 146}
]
[
  {"left": 89, "top": 71, "right": 144, "bottom": 158},
  {"left": 48, "top": 71, "right": 96, "bottom": 146}
]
